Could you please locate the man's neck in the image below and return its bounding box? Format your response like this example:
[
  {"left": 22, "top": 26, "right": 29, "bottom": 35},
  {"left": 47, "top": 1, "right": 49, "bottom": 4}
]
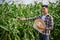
[{"left": 43, "top": 13, "right": 48, "bottom": 16}]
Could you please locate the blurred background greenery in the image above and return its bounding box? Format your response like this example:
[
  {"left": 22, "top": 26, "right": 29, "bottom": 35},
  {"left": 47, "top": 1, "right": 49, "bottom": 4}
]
[{"left": 0, "top": 1, "right": 60, "bottom": 40}]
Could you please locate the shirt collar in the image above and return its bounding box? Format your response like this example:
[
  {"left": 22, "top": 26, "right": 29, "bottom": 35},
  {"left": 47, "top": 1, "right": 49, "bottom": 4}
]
[{"left": 42, "top": 13, "right": 49, "bottom": 16}]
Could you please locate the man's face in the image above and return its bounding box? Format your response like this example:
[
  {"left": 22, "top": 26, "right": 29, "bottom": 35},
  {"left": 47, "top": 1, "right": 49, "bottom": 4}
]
[{"left": 42, "top": 7, "right": 48, "bottom": 14}]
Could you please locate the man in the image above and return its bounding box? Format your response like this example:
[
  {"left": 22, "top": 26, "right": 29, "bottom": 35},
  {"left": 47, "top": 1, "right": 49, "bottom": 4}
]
[{"left": 20, "top": 5, "right": 54, "bottom": 40}]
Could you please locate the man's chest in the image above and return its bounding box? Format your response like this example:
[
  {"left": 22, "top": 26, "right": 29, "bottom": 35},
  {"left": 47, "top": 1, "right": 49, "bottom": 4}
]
[{"left": 41, "top": 15, "right": 46, "bottom": 21}]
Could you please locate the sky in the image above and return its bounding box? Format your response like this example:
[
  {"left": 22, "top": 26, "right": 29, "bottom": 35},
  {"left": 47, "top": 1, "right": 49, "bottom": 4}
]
[{"left": 0, "top": 0, "right": 58, "bottom": 5}]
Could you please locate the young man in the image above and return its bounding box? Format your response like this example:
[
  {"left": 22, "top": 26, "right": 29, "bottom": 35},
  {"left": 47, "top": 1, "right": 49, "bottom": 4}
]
[{"left": 20, "top": 5, "right": 54, "bottom": 40}]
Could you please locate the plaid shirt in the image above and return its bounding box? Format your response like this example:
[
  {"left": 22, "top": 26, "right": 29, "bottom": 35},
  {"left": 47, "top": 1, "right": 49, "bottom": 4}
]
[{"left": 26, "top": 14, "right": 54, "bottom": 35}]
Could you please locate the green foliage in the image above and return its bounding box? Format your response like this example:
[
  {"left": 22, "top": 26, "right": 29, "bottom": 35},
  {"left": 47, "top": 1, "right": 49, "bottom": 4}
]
[
  {"left": 49, "top": 2, "right": 60, "bottom": 40},
  {"left": 0, "top": 2, "right": 60, "bottom": 40}
]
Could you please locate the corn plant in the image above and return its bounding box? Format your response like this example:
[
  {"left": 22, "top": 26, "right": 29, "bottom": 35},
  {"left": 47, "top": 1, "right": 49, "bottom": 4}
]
[{"left": 0, "top": 1, "right": 60, "bottom": 40}]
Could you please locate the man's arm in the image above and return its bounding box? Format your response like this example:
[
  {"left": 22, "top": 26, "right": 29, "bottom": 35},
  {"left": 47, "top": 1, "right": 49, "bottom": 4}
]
[
  {"left": 20, "top": 15, "right": 41, "bottom": 21},
  {"left": 26, "top": 16, "right": 41, "bottom": 21},
  {"left": 37, "top": 25, "right": 45, "bottom": 30},
  {"left": 46, "top": 16, "right": 54, "bottom": 30}
]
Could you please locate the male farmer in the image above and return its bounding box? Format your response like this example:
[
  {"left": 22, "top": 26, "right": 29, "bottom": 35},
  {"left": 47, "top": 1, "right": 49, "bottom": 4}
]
[{"left": 20, "top": 5, "right": 54, "bottom": 40}]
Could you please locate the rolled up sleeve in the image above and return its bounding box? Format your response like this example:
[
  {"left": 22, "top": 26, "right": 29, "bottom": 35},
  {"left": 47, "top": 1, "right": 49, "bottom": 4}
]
[{"left": 26, "top": 16, "right": 41, "bottom": 21}]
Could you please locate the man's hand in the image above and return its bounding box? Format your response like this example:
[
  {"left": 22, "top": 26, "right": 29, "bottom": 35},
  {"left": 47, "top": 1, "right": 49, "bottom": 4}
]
[{"left": 20, "top": 17, "right": 26, "bottom": 20}]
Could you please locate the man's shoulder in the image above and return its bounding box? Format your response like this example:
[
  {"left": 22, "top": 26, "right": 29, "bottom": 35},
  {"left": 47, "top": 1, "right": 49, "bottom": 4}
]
[
  {"left": 47, "top": 14, "right": 53, "bottom": 17},
  {"left": 46, "top": 14, "right": 53, "bottom": 20}
]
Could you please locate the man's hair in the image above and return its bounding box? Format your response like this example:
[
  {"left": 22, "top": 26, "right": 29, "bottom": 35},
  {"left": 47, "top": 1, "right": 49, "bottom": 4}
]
[{"left": 42, "top": 5, "right": 48, "bottom": 8}]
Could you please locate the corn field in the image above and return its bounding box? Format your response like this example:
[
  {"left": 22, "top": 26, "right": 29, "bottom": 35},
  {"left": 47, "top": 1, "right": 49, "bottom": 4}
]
[{"left": 0, "top": 1, "right": 60, "bottom": 40}]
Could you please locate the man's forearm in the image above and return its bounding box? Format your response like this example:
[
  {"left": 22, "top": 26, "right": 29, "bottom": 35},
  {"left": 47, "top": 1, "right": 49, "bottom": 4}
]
[
  {"left": 26, "top": 17, "right": 35, "bottom": 21},
  {"left": 26, "top": 16, "right": 41, "bottom": 21},
  {"left": 37, "top": 26, "right": 45, "bottom": 30}
]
